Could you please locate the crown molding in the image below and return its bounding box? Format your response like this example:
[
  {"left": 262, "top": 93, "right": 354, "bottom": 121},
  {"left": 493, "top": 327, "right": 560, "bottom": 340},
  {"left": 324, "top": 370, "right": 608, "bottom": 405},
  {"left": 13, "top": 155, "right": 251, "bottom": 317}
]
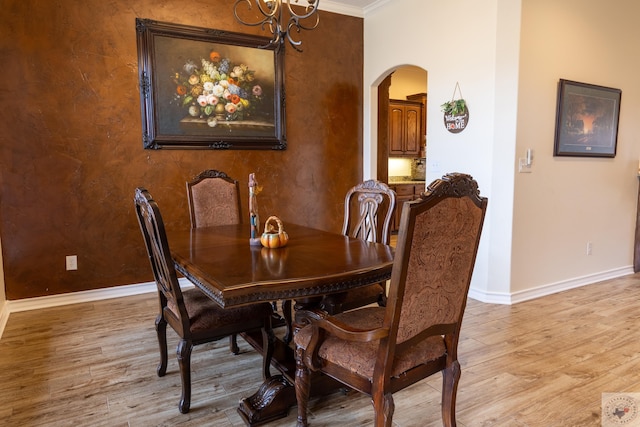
[{"left": 319, "top": 0, "right": 390, "bottom": 18}]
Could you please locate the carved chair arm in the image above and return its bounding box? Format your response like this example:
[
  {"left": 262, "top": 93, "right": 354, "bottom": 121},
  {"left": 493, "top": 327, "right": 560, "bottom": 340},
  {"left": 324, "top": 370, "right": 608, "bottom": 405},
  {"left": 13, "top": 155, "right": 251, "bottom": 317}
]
[
  {"left": 295, "top": 308, "right": 329, "bottom": 328},
  {"left": 314, "top": 316, "right": 389, "bottom": 342},
  {"left": 297, "top": 308, "right": 389, "bottom": 343},
  {"left": 302, "top": 315, "right": 389, "bottom": 371}
]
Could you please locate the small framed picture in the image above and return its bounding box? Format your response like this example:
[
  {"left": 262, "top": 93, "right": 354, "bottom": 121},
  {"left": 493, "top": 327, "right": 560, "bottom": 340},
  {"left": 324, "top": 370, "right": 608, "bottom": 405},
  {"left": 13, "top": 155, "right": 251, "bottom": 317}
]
[{"left": 553, "top": 79, "right": 621, "bottom": 157}]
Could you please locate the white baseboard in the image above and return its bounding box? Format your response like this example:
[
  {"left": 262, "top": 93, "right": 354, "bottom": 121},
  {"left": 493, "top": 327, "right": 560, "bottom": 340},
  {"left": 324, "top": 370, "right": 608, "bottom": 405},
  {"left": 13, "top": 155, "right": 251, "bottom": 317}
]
[
  {"left": 469, "top": 266, "right": 634, "bottom": 305},
  {"left": 468, "top": 287, "right": 513, "bottom": 305},
  {"left": 0, "top": 300, "right": 9, "bottom": 342},
  {"left": 0, "top": 279, "right": 192, "bottom": 339},
  {"left": 7, "top": 282, "right": 157, "bottom": 313}
]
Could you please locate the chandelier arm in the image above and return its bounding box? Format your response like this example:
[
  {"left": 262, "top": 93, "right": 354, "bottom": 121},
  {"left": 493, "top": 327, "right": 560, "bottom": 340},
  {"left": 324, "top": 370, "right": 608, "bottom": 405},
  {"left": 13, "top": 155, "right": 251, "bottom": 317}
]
[
  {"left": 289, "top": 13, "right": 319, "bottom": 32},
  {"left": 270, "top": 23, "right": 284, "bottom": 47},
  {"left": 256, "top": 0, "right": 281, "bottom": 18},
  {"left": 233, "top": 0, "right": 320, "bottom": 50},
  {"left": 285, "top": 0, "right": 320, "bottom": 20},
  {"left": 286, "top": 23, "right": 303, "bottom": 51},
  {"left": 233, "top": 0, "right": 279, "bottom": 27}
]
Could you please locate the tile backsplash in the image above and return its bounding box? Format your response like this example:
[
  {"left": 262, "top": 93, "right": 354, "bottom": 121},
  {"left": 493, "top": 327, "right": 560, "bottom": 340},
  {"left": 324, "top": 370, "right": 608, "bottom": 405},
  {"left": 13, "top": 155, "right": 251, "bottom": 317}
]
[{"left": 411, "top": 158, "right": 426, "bottom": 180}]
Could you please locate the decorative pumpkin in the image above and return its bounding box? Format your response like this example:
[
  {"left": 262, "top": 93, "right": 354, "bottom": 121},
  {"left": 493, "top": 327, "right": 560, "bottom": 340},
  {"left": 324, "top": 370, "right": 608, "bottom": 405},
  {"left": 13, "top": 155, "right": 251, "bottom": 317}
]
[{"left": 260, "top": 216, "right": 289, "bottom": 248}]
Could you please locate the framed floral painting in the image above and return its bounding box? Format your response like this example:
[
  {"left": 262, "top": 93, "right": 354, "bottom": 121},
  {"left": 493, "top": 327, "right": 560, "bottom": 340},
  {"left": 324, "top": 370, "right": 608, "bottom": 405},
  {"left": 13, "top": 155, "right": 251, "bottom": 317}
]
[{"left": 136, "top": 19, "right": 286, "bottom": 150}]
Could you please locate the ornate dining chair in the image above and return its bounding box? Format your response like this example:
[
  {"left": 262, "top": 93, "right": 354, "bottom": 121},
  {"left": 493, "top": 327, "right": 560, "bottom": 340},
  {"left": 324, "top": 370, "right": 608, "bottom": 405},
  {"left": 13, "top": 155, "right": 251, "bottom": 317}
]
[
  {"left": 187, "top": 169, "right": 294, "bottom": 346},
  {"left": 186, "top": 169, "right": 242, "bottom": 229},
  {"left": 319, "top": 179, "right": 396, "bottom": 314},
  {"left": 294, "top": 173, "right": 488, "bottom": 427},
  {"left": 186, "top": 169, "right": 251, "bottom": 354},
  {"left": 134, "top": 187, "right": 274, "bottom": 414}
]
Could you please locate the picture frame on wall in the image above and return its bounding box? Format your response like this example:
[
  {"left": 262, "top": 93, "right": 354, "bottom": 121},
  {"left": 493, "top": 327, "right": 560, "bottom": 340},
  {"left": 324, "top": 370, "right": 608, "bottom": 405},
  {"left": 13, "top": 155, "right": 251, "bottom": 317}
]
[
  {"left": 553, "top": 79, "right": 621, "bottom": 157},
  {"left": 136, "top": 18, "right": 286, "bottom": 150}
]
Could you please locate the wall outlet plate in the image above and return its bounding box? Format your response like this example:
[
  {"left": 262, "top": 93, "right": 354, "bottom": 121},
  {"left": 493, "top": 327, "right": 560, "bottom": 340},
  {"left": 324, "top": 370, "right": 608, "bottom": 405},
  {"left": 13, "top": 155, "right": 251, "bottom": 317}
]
[
  {"left": 518, "top": 158, "right": 532, "bottom": 173},
  {"left": 66, "top": 255, "right": 78, "bottom": 271}
]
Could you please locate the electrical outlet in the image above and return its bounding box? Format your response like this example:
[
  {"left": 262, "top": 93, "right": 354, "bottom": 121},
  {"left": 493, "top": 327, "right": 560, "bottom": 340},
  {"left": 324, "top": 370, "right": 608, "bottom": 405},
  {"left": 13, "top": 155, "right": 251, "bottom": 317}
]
[
  {"left": 66, "top": 255, "right": 78, "bottom": 270},
  {"left": 586, "top": 242, "right": 592, "bottom": 255}
]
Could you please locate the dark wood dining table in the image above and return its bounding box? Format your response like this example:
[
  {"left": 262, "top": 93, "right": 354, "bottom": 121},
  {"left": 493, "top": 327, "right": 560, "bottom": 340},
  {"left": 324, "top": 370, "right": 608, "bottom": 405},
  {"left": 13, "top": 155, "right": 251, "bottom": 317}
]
[{"left": 169, "top": 222, "right": 394, "bottom": 426}]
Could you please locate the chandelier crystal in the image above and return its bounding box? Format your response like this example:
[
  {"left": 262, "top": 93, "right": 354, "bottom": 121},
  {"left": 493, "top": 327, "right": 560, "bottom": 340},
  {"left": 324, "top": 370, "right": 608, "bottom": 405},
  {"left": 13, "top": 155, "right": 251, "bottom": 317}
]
[{"left": 233, "top": 0, "right": 320, "bottom": 51}]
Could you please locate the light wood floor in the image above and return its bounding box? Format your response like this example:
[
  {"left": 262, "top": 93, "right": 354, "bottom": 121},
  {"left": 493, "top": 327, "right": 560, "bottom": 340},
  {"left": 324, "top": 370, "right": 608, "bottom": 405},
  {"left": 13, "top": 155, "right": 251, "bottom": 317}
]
[{"left": 2, "top": 273, "right": 640, "bottom": 426}]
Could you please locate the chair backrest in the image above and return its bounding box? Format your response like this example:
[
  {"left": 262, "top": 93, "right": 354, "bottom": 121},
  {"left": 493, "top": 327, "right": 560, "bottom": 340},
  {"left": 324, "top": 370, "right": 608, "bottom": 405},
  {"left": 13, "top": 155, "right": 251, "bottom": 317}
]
[
  {"left": 186, "top": 170, "right": 242, "bottom": 228},
  {"left": 134, "top": 187, "right": 190, "bottom": 336},
  {"left": 342, "top": 179, "right": 396, "bottom": 245},
  {"left": 384, "top": 173, "right": 487, "bottom": 357}
]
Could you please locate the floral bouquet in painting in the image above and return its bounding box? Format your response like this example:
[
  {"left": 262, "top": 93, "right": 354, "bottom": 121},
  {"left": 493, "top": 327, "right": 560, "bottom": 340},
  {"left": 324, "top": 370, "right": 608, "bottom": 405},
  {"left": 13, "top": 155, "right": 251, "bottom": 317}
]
[{"left": 172, "top": 50, "right": 265, "bottom": 127}]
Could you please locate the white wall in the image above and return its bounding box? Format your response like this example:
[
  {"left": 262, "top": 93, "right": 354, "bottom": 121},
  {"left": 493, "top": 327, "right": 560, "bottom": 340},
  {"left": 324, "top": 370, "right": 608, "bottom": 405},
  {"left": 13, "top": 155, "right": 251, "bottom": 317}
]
[
  {"left": 364, "top": 0, "right": 515, "bottom": 299},
  {"left": 510, "top": 0, "right": 639, "bottom": 296},
  {"left": 364, "top": 0, "right": 636, "bottom": 301},
  {"left": 485, "top": 0, "right": 521, "bottom": 299}
]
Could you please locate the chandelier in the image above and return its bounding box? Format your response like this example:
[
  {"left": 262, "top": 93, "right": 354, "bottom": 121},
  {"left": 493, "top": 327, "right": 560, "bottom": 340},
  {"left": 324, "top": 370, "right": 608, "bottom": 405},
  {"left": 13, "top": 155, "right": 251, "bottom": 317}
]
[{"left": 233, "top": 0, "right": 320, "bottom": 51}]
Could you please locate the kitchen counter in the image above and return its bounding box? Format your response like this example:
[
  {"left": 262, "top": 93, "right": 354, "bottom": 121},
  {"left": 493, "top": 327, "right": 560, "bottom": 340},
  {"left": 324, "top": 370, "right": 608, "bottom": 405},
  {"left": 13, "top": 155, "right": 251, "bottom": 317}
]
[{"left": 388, "top": 177, "right": 426, "bottom": 185}]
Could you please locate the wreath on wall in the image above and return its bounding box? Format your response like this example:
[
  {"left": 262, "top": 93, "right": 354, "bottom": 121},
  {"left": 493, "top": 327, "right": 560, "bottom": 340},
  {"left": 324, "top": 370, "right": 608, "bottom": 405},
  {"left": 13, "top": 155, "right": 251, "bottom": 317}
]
[
  {"left": 440, "top": 98, "right": 467, "bottom": 116},
  {"left": 441, "top": 82, "right": 469, "bottom": 134}
]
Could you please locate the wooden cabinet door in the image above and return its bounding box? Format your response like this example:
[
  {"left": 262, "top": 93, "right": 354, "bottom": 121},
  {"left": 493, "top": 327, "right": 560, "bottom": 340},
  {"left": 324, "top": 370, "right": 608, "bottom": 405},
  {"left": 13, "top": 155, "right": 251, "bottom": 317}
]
[
  {"left": 388, "top": 100, "right": 423, "bottom": 156},
  {"left": 404, "top": 105, "right": 421, "bottom": 155},
  {"left": 388, "top": 104, "right": 405, "bottom": 155},
  {"left": 391, "top": 184, "right": 415, "bottom": 231},
  {"left": 406, "top": 93, "right": 427, "bottom": 155}
]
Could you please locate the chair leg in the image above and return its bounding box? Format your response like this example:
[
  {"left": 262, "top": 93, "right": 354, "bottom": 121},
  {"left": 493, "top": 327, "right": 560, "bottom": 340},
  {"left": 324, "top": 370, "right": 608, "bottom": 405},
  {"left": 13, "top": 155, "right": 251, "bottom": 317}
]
[
  {"left": 282, "top": 300, "right": 293, "bottom": 344},
  {"left": 295, "top": 345, "right": 311, "bottom": 427},
  {"left": 176, "top": 339, "right": 193, "bottom": 414},
  {"left": 372, "top": 390, "right": 394, "bottom": 427},
  {"left": 230, "top": 334, "right": 240, "bottom": 355},
  {"left": 155, "top": 314, "right": 168, "bottom": 377},
  {"left": 442, "top": 360, "right": 461, "bottom": 427}
]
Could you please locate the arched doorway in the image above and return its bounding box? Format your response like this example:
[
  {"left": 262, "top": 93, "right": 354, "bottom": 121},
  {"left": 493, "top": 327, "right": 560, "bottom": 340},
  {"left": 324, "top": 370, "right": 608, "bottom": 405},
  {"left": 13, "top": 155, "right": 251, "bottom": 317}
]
[{"left": 376, "top": 66, "right": 428, "bottom": 184}]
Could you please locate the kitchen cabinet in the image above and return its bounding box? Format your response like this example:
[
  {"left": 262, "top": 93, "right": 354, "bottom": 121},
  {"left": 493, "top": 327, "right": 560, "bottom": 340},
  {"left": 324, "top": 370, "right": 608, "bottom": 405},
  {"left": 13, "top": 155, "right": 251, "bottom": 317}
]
[
  {"left": 389, "top": 100, "right": 422, "bottom": 157},
  {"left": 390, "top": 183, "right": 424, "bottom": 232},
  {"left": 406, "top": 93, "right": 427, "bottom": 155}
]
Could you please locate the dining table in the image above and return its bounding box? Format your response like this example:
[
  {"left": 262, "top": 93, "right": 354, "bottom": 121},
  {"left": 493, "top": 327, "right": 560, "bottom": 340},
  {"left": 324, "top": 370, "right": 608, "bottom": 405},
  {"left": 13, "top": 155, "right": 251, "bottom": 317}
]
[{"left": 169, "top": 222, "right": 394, "bottom": 426}]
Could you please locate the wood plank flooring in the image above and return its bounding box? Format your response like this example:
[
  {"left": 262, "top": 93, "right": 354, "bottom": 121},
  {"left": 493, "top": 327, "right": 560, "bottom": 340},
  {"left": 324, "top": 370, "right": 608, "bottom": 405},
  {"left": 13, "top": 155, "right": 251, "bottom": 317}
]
[{"left": 2, "top": 273, "right": 640, "bottom": 426}]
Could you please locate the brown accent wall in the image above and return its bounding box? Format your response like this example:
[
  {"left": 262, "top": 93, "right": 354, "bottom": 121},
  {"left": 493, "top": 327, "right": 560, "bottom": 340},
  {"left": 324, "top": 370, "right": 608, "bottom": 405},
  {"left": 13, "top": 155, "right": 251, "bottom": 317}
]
[{"left": 0, "top": 0, "right": 363, "bottom": 300}]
